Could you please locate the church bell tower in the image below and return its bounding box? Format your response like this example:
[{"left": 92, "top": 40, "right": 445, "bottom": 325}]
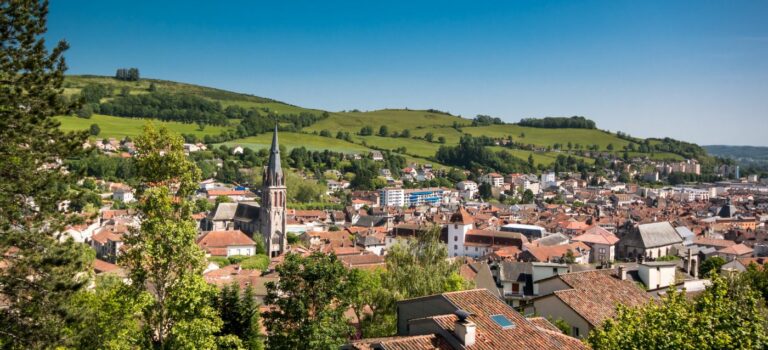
[{"left": 260, "top": 125, "right": 287, "bottom": 257}]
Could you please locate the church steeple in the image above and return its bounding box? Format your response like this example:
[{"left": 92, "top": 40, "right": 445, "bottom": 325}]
[
  {"left": 260, "top": 124, "right": 287, "bottom": 258},
  {"left": 264, "top": 124, "right": 283, "bottom": 187}
]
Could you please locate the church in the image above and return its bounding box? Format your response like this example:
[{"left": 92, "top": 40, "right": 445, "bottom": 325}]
[{"left": 201, "top": 125, "right": 288, "bottom": 257}]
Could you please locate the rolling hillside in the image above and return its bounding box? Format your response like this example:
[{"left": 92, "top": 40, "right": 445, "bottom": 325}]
[{"left": 57, "top": 75, "right": 700, "bottom": 167}]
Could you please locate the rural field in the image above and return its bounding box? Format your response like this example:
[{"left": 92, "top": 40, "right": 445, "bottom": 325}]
[
  {"left": 60, "top": 75, "right": 695, "bottom": 167},
  {"left": 56, "top": 114, "right": 232, "bottom": 139},
  {"left": 305, "top": 109, "right": 468, "bottom": 134},
  {"left": 219, "top": 132, "right": 372, "bottom": 154}
]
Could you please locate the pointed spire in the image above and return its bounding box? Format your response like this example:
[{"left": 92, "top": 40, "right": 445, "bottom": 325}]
[{"left": 264, "top": 124, "right": 283, "bottom": 186}]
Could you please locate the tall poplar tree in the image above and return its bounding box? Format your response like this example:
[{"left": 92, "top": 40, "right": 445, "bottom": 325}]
[{"left": 0, "top": 1, "right": 93, "bottom": 347}]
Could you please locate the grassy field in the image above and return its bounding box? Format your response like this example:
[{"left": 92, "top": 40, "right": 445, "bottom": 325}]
[
  {"left": 219, "top": 133, "right": 372, "bottom": 154},
  {"left": 61, "top": 75, "right": 695, "bottom": 168},
  {"left": 463, "top": 124, "right": 632, "bottom": 151},
  {"left": 305, "top": 109, "right": 468, "bottom": 134},
  {"left": 64, "top": 75, "right": 322, "bottom": 116},
  {"left": 56, "top": 114, "right": 232, "bottom": 139}
]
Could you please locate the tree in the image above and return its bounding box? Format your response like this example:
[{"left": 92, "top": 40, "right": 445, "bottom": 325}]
[
  {"left": 148, "top": 82, "right": 157, "bottom": 92},
  {"left": 424, "top": 132, "right": 434, "bottom": 142},
  {"left": 587, "top": 273, "right": 768, "bottom": 349},
  {"left": 700, "top": 256, "right": 726, "bottom": 277},
  {"left": 400, "top": 129, "right": 411, "bottom": 138},
  {"left": 438, "top": 136, "right": 446, "bottom": 144},
  {"left": 528, "top": 153, "right": 535, "bottom": 168},
  {"left": 120, "top": 124, "right": 222, "bottom": 348},
  {"left": 0, "top": 1, "right": 95, "bottom": 347},
  {"left": 262, "top": 252, "right": 355, "bottom": 349},
  {"left": 378, "top": 125, "right": 389, "bottom": 137},
  {"left": 607, "top": 143, "right": 614, "bottom": 151},
  {"left": 521, "top": 189, "right": 535, "bottom": 204},
  {"left": 347, "top": 269, "right": 396, "bottom": 338},
  {"left": 77, "top": 103, "right": 93, "bottom": 118},
  {"left": 214, "top": 283, "right": 264, "bottom": 349},
  {"left": 359, "top": 125, "right": 373, "bottom": 136},
  {"left": 478, "top": 182, "right": 492, "bottom": 200},
  {"left": 64, "top": 275, "right": 150, "bottom": 349},
  {"left": 89, "top": 123, "right": 101, "bottom": 136}
]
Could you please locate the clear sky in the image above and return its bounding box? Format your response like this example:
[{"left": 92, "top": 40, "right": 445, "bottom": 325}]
[{"left": 47, "top": 0, "right": 768, "bottom": 146}]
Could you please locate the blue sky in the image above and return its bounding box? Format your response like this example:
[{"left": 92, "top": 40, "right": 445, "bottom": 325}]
[{"left": 47, "top": 0, "right": 768, "bottom": 146}]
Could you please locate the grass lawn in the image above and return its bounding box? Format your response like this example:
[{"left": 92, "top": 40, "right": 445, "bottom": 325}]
[
  {"left": 56, "top": 114, "right": 232, "bottom": 139},
  {"left": 305, "top": 109, "right": 468, "bottom": 134}
]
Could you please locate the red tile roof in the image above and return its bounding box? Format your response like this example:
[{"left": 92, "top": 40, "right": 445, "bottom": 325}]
[
  {"left": 450, "top": 207, "right": 474, "bottom": 225},
  {"left": 547, "top": 270, "right": 650, "bottom": 327},
  {"left": 572, "top": 226, "right": 619, "bottom": 245},
  {"left": 197, "top": 230, "right": 256, "bottom": 253}
]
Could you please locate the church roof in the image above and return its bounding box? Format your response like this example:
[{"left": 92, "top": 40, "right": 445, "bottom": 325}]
[{"left": 450, "top": 207, "right": 474, "bottom": 225}]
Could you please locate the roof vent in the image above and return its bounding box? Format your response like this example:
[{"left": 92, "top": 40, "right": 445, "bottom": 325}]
[{"left": 455, "top": 309, "right": 471, "bottom": 322}]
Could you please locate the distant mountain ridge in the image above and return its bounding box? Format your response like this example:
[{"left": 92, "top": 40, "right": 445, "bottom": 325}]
[{"left": 703, "top": 145, "right": 768, "bottom": 161}]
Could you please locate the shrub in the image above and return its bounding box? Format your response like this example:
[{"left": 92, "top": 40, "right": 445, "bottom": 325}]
[{"left": 240, "top": 255, "right": 270, "bottom": 270}]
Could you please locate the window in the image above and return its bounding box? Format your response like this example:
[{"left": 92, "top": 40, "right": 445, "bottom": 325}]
[
  {"left": 454, "top": 236, "right": 458, "bottom": 242},
  {"left": 572, "top": 327, "right": 580, "bottom": 337},
  {"left": 599, "top": 248, "right": 606, "bottom": 254},
  {"left": 511, "top": 283, "right": 519, "bottom": 293},
  {"left": 490, "top": 314, "right": 515, "bottom": 330},
  {"left": 454, "top": 245, "right": 458, "bottom": 251},
  {"left": 475, "top": 247, "right": 478, "bottom": 252}
]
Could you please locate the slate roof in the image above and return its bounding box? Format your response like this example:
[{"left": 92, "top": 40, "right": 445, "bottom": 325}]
[
  {"left": 233, "top": 201, "right": 260, "bottom": 223},
  {"left": 622, "top": 222, "right": 683, "bottom": 249},
  {"left": 211, "top": 202, "right": 239, "bottom": 221}
]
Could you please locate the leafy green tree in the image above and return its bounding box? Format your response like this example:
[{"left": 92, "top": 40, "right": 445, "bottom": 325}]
[
  {"left": 528, "top": 153, "right": 535, "bottom": 168},
  {"left": 76, "top": 103, "right": 94, "bottom": 118},
  {"left": 65, "top": 275, "right": 151, "bottom": 349},
  {"left": 0, "top": 1, "right": 95, "bottom": 347},
  {"left": 424, "top": 132, "right": 434, "bottom": 142},
  {"left": 478, "top": 181, "right": 492, "bottom": 200},
  {"left": 120, "top": 124, "right": 222, "bottom": 348},
  {"left": 359, "top": 125, "right": 373, "bottom": 136},
  {"left": 347, "top": 268, "right": 397, "bottom": 338},
  {"left": 700, "top": 256, "right": 726, "bottom": 276},
  {"left": 89, "top": 123, "right": 101, "bottom": 136},
  {"left": 214, "top": 283, "right": 264, "bottom": 350},
  {"left": 400, "top": 128, "right": 411, "bottom": 138},
  {"left": 262, "top": 252, "right": 355, "bottom": 349},
  {"left": 587, "top": 273, "right": 768, "bottom": 349},
  {"left": 378, "top": 125, "right": 389, "bottom": 137},
  {"left": 521, "top": 189, "right": 535, "bottom": 204},
  {"left": 438, "top": 136, "right": 446, "bottom": 144}
]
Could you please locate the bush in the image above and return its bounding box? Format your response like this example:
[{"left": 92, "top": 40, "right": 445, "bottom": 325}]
[
  {"left": 287, "top": 232, "right": 301, "bottom": 245},
  {"left": 208, "top": 256, "right": 230, "bottom": 267},
  {"left": 227, "top": 255, "right": 249, "bottom": 265},
  {"left": 240, "top": 255, "right": 270, "bottom": 270}
]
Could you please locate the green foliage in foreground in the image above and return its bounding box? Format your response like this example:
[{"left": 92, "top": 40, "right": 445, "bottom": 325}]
[
  {"left": 263, "top": 253, "right": 355, "bottom": 349},
  {"left": 587, "top": 273, "right": 768, "bottom": 350}
]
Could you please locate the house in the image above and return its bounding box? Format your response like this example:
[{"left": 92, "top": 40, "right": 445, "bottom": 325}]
[
  {"left": 112, "top": 185, "right": 134, "bottom": 203},
  {"left": 494, "top": 261, "right": 569, "bottom": 309},
  {"left": 529, "top": 269, "right": 650, "bottom": 338},
  {"left": 370, "top": 151, "right": 384, "bottom": 161},
  {"left": 231, "top": 145, "right": 244, "bottom": 155},
  {"left": 519, "top": 242, "right": 591, "bottom": 264},
  {"left": 637, "top": 262, "right": 677, "bottom": 291},
  {"left": 197, "top": 230, "right": 257, "bottom": 257},
  {"left": 448, "top": 208, "right": 528, "bottom": 258},
  {"left": 618, "top": 222, "right": 683, "bottom": 259},
  {"left": 345, "top": 289, "right": 587, "bottom": 349},
  {"left": 90, "top": 227, "right": 126, "bottom": 263},
  {"left": 571, "top": 226, "right": 619, "bottom": 263},
  {"left": 716, "top": 243, "right": 753, "bottom": 261},
  {"left": 479, "top": 172, "right": 505, "bottom": 188}
]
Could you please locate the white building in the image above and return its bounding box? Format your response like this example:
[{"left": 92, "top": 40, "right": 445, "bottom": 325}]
[
  {"left": 457, "top": 181, "right": 479, "bottom": 200},
  {"left": 379, "top": 188, "right": 405, "bottom": 207},
  {"left": 541, "top": 172, "right": 557, "bottom": 188},
  {"left": 479, "top": 173, "right": 504, "bottom": 188}
]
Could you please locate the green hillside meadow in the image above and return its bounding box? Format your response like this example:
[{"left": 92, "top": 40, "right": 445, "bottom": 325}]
[{"left": 57, "top": 75, "right": 692, "bottom": 167}]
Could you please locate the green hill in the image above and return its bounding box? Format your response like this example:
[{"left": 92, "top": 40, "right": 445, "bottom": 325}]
[{"left": 57, "top": 75, "right": 701, "bottom": 168}]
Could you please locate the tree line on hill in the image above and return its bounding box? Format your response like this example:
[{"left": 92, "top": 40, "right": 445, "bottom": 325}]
[
  {"left": 435, "top": 135, "right": 536, "bottom": 174},
  {"left": 518, "top": 116, "right": 597, "bottom": 129},
  {"left": 114, "top": 67, "right": 140, "bottom": 81}
]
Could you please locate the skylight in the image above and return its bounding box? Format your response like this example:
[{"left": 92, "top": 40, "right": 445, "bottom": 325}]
[{"left": 490, "top": 314, "right": 515, "bottom": 330}]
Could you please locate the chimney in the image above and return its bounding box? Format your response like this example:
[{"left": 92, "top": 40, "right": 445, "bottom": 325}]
[
  {"left": 618, "top": 265, "right": 627, "bottom": 280},
  {"left": 454, "top": 310, "right": 476, "bottom": 346}
]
